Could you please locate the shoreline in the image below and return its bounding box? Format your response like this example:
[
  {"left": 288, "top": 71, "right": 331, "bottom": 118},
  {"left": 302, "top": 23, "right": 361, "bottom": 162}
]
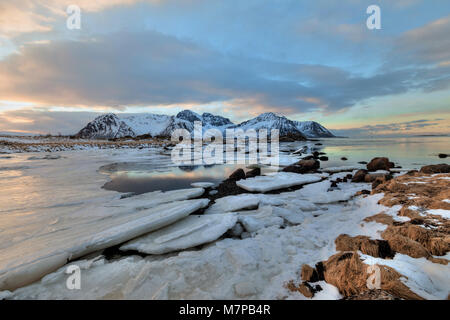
[{"left": 0, "top": 143, "right": 448, "bottom": 299}]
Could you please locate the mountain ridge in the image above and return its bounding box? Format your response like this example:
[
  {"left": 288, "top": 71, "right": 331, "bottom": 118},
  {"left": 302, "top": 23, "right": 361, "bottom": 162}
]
[{"left": 76, "top": 110, "right": 335, "bottom": 140}]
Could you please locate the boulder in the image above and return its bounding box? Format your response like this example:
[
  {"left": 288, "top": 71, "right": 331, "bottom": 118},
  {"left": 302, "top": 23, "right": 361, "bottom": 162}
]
[
  {"left": 335, "top": 234, "right": 394, "bottom": 259},
  {"left": 438, "top": 153, "right": 448, "bottom": 159},
  {"left": 282, "top": 159, "right": 320, "bottom": 174},
  {"left": 352, "top": 169, "right": 368, "bottom": 182},
  {"left": 228, "top": 168, "right": 246, "bottom": 181},
  {"left": 367, "top": 157, "right": 394, "bottom": 171},
  {"left": 419, "top": 164, "right": 450, "bottom": 174},
  {"left": 245, "top": 168, "right": 261, "bottom": 179},
  {"left": 301, "top": 264, "right": 321, "bottom": 282}
]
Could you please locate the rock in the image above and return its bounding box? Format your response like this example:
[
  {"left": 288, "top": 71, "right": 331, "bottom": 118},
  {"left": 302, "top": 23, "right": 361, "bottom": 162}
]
[
  {"left": 245, "top": 168, "right": 261, "bottom": 178},
  {"left": 297, "top": 283, "right": 314, "bottom": 298},
  {"left": 321, "top": 251, "right": 423, "bottom": 299},
  {"left": 319, "top": 156, "right": 328, "bottom": 161},
  {"left": 367, "top": 157, "right": 394, "bottom": 171},
  {"left": 341, "top": 157, "right": 348, "bottom": 161},
  {"left": 419, "top": 164, "right": 450, "bottom": 174},
  {"left": 438, "top": 153, "right": 448, "bottom": 159},
  {"left": 282, "top": 159, "right": 320, "bottom": 174},
  {"left": 335, "top": 234, "right": 394, "bottom": 259},
  {"left": 358, "top": 161, "right": 368, "bottom": 165},
  {"left": 301, "top": 264, "right": 320, "bottom": 282},
  {"left": 352, "top": 169, "right": 368, "bottom": 182},
  {"left": 286, "top": 280, "right": 322, "bottom": 298},
  {"left": 364, "top": 173, "right": 390, "bottom": 183},
  {"left": 228, "top": 168, "right": 246, "bottom": 181},
  {"left": 381, "top": 227, "right": 430, "bottom": 258}
]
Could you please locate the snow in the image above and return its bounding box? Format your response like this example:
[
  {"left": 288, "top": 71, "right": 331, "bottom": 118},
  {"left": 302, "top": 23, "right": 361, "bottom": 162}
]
[
  {"left": 120, "top": 214, "right": 237, "bottom": 255},
  {"left": 426, "top": 209, "right": 450, "bottom": 219},
  {"left": 361, "top": 254, "right": 450, "bottom": 300},
  {"left": 236, "top": 172, "right": 323, "bottom": 193}
]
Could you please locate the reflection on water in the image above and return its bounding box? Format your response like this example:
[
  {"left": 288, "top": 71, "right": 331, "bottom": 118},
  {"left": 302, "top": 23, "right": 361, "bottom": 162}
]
[
  {"left": 102, "top": 164, "right": 246, "bottom": 194},
  {"left": 101, "top": 136, "right": 450, "bottom": 194},
  {"left": 319, "top": 136, "right": 450, "bottom": 168}
]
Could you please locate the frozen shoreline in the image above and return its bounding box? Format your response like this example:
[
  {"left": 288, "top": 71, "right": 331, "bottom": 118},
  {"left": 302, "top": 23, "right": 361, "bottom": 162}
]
[{"left": 0, "top": 144, "right": 448, "bottom": 300}]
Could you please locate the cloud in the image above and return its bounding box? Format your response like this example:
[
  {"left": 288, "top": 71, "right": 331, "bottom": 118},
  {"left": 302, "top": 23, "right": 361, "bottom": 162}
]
[
  {"left": 0, "top": 108, "right": 101, "bottom": 134},
  {"left": 388, "top": 15, "right": 450, "bottom": 67},
  {"left": 333, "top": 118, "right": 449, "bottom": 137},
  {"left": 1, "top": 28, "right": 450, "bottom": 116},
  {"left": 0, "top": 0, "right": 151, "bottom": 37}
]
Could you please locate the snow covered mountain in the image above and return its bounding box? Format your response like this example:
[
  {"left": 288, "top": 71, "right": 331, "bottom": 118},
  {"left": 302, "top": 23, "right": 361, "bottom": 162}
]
[
  {"left": 230, "top": 113, "right": 307, "bottom": 140},
  {"left": 76, "top": 110, "right": 334, "bottom": 139},
  {"left": 294, "top": 121, "right": 335, "bottom": 138}
]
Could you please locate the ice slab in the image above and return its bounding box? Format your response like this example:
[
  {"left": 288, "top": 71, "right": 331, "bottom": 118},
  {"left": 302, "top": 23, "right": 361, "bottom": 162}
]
[
  {"left": 236, "top": 172, "right": 322, "bottom": 193},
  {"left": 120, "top": 214, "right": 237, "bottom": 254},
  {"left": 205, "top": 194, "right": 260, "bottom": 214},
  {"left": 190, "top": 182, "right": 214, "bottom": 188},
  {"left": 0, "top": 198, "right": 209, "bottom": 291},
  {"left": 106, "top": 187, "right": 205, "bottom": 211},
  {"left": 236, "top": 206, "right": 284, "bottom": 233},
  {"left": 322, "top": 166, "right": 363, "bottom": 173}
]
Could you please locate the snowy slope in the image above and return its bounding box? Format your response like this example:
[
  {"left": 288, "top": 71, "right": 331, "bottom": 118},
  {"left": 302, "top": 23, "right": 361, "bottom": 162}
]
[
  {"left": 231, "top": 113, "right": 306, "bottom": 139},
  {"left": 295, "top": 121, "right": 334, "bottom": 138}
]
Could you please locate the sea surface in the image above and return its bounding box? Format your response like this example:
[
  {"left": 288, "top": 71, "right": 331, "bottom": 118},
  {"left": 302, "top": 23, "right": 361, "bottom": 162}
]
[{"left": 101, "top": 136, "right": 450, "bottom": 194}]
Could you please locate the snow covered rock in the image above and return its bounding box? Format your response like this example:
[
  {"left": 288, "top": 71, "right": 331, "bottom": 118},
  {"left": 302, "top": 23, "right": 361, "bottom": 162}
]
[
  {"left": 120, "top": 214, "right": 238, "bottom": 254},
  {"left": 236, "top": 172, "right": 323, "bottom": 193}
]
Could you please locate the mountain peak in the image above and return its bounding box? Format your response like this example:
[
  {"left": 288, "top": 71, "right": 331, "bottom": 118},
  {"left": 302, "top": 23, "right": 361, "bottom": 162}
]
[{"left": 176, "top": 110, "right": 202, "bottom": 122}]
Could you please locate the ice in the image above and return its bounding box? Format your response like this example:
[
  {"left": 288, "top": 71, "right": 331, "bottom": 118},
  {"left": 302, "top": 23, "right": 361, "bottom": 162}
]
[
  {"left": 190, "top": 182, "right": 215, "bottom": 188},
  {"left": 0, "top": 198, "right": 209, "bottom": 291},
  {"left": 236, "top": 172, "right": 323, "bottom": 193},
  {"left": 291, "top": 180, "right": 368, "bottom": 204},
  {"left": 7, "top": 193, "right": 391, "bottom": 300},
  {"left": 322, "top": 166, "right": 363, "bottom": 173},
  {"left": 120, "top": 214, "right": 237, "bottom": 254},
  {"left": 205, "top": 194, "right": 260, "bottom": 214},
  {"left": 106, "top": 187, "right": 205, "bottom": 211},
  {"left": 236, "top": 206, "right": 284, "bottom": 233}
]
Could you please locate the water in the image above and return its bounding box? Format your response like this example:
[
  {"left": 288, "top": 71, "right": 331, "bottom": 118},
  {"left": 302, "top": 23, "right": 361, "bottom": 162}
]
[
  {"left": 101, "top": 164, "right": 245, "bottom": 194},
  {"left": 100, "top": 136, "right": 450, "bottom": 194}
]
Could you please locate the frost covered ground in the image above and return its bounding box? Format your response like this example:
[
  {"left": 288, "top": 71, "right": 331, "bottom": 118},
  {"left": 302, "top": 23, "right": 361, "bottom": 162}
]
[{"left": 0, "top": 142, "right": 448, "bottom": 300}]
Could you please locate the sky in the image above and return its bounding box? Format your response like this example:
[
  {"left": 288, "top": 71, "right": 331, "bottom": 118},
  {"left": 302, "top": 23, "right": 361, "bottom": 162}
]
[{"left": 0, "top": 0, "right": 449, "bottom": 137}]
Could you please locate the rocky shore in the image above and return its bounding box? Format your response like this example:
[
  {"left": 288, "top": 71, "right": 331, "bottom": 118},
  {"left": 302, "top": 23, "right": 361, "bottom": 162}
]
[{"left": 288, "top": 163, "right": 450, "bottom": 300}]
